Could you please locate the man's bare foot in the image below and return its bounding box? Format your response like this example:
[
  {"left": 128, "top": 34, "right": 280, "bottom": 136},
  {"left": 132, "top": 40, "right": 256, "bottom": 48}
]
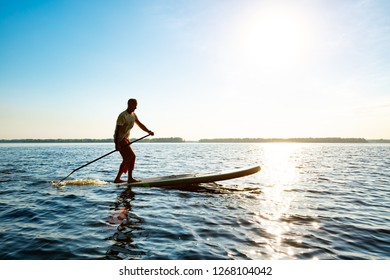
[
  {"left": 114, "top": 179, "right": 125, "bottom": 183},
  {"left": 128, "top": 178, "right": 141, "bottom": 183}
]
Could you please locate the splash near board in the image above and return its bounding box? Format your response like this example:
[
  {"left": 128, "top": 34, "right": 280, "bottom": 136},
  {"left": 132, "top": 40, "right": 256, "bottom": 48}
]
[
  {"left": 124, "top": 165, "right": 261, "bottom": 188},
  {"left": 51, "top": 179, "right": 109, "bottom": 187}
]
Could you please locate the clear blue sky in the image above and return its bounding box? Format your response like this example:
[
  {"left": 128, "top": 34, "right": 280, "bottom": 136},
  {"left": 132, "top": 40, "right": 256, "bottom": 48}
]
[{"left": 1, "top": 0, "right": 390, "bottom": 140}]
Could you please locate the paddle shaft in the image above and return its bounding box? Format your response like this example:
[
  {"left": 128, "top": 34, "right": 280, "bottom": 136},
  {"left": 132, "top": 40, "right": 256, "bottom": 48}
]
[{"left": 59, "top": 134, "right": 150, "bottom": 183}]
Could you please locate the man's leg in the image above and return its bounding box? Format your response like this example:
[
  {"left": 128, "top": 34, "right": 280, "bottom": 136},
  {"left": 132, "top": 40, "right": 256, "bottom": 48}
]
[
  {"left": 127, "top": 147, "right": 139, "bottom": 183},
  {"left": 114, "top": 161, "right": 127, "bottom": 183},
  {"left": 114, "top": 139, "right": 131, "bottom": 183}
]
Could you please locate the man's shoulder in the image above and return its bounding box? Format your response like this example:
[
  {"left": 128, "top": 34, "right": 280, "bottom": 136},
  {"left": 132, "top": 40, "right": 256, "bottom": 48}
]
[
  {"left": 118, "top": 110, "right": 128, "bottom": 117},
  {"left": 117, "top": 110, "right": 136, "bottom": 122},
  {"left": 116, "top": 110, "right": 127, "bottom": 125}
]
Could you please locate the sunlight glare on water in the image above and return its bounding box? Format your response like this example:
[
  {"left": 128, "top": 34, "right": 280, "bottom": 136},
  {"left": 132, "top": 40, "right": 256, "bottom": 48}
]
[
  {"left": 261, "top": 143, "right": 300, "bottom": 188},
  {"left": 258, "top": 144, "right": 301, "bottom": 259}
]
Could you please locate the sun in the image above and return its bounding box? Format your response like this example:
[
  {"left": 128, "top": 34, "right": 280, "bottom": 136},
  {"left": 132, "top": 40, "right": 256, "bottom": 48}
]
[{"left": 239, "top": 6, "right": 313, "bottom": 72}]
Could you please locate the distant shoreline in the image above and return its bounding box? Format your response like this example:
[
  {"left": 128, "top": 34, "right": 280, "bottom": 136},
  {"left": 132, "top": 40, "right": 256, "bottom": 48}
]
[
  {"left": 1, "top": 137, "right": 389, "bottom": 143},
  {"left": 199, "top": 138, "right": 390, "bottom": 143}
]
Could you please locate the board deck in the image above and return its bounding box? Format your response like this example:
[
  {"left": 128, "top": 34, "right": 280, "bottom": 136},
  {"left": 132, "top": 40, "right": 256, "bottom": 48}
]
[{"left": 124, "top": 165, "right": 261, "bottom": 187}]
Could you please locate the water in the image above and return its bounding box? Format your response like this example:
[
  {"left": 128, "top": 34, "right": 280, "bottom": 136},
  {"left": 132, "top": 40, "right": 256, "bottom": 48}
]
[{"left": 0, "top": 142, "right": 389, "bottom": 260}]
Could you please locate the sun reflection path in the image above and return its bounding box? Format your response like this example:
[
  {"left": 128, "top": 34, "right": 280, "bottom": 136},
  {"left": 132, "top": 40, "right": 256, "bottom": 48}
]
[
  {"left": 259, "top": 143, "right": 301, "bottom": 259},
  {"left": 261, "top": 144, "right": 300, "bottom": 188}
]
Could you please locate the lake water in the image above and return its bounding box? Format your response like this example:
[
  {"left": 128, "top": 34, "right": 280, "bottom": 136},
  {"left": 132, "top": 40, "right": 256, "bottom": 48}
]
[{"left": 0, "top": 142, "right": 389, "bottom": 259}]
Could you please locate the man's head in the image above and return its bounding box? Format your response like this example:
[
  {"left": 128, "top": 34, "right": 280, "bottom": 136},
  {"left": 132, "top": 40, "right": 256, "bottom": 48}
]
[{"left": 127, "top": 98, "right": 137, "bottom": 112}]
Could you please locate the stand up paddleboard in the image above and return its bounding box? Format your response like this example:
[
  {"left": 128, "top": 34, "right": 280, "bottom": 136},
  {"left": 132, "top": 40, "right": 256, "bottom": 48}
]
[{"left": 124, "top": 165, "right": 261, "bottom": 188}]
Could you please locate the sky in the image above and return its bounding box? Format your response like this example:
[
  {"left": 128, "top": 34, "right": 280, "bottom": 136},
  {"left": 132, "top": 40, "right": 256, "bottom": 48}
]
[{"left": 1, "top": 0, "right": 390, "bottom": 140}]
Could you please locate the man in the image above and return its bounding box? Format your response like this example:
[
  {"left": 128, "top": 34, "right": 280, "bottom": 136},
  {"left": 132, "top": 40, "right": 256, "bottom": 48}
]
[{"left": 114, "top": 98, "right": 154, "bottom": 183}]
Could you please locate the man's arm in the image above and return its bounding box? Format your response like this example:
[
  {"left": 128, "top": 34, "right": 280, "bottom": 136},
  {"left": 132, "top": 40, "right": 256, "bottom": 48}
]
[{"left": 135, "top": 119, "right": 154, "bottom": 136}]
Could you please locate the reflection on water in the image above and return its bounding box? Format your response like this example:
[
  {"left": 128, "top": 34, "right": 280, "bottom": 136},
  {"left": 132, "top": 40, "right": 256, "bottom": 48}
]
[
  {"left": 105, "top": 187, "right": 146, "bottom": 259},
  {"left": 253, "top": 144, "right": 301, "bottom": 259},
  {"left": 261, "top": 143, "right": 300, "bottom": 188}
]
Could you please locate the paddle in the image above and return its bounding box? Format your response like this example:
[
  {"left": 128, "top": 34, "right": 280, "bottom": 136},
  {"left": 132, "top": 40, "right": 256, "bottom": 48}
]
[{"left": 58, "top": 134, "right": 151, "bottom": 183}]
